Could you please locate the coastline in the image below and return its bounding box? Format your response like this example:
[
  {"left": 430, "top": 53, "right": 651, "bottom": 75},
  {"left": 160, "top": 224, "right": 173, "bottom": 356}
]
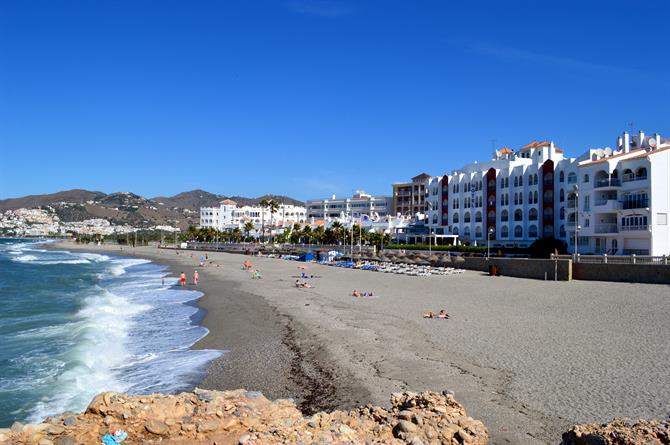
[
  {"left": 43, "top": 242, "right": 367, "bottom": 415},
  {"left": 41, "top": 242, "right": 670, "bottom": 445}
]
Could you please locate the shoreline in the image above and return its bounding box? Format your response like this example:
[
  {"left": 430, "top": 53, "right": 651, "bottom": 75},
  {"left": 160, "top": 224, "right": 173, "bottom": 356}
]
[
  {"left": 39, "top": 241, "right": 670, "bottom": 445},
  {"left": 43, "top": 241, "right": 367, "bottom": 415}
]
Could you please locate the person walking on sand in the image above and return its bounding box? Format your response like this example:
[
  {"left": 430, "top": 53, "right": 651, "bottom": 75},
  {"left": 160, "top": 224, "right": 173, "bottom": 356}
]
[
  {"left": 179, "top": 272, "right": 186, "bottom": 287},
  {"left": 193, "top": 270, "right": 199, "bottom": 285}
]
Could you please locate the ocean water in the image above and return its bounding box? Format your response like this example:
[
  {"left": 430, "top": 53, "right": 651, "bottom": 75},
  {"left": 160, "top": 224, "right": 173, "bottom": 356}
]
[{"left": 0, "top": 238, "right": 222, "bottom": 427}]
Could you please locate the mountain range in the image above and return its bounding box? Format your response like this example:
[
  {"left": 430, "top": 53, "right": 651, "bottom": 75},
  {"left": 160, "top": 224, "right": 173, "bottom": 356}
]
[{"left": 0, "top": 189, "right": 304, "bottom": 229}]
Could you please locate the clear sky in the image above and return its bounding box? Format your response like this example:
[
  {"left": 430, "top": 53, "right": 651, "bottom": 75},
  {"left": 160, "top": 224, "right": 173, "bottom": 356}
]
[{"left": 1, "top": 0, "right": 668, "bottom": 201}]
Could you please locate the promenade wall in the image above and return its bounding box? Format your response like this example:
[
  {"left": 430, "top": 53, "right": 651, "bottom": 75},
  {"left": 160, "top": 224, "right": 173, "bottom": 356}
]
[
  {"left": 460, "top": 257, "right": 573, "bottom": 281},
  {"left": 572, "top": 263, "right": 670, "bottom": 284}
]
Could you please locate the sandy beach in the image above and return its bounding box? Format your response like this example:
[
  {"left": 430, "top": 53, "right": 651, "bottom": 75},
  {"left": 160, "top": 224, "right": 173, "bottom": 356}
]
[{"left": 53, "top": 242, "right": 670, "bottom": 445}]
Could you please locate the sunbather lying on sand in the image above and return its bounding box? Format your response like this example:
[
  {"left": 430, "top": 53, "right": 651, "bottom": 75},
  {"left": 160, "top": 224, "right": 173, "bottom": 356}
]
[{"left": 423, "top": 310, "right": 450, "bottom": 319}]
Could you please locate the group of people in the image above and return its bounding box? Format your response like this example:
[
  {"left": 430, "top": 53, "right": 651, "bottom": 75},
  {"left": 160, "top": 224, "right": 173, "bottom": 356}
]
[
  {"left": 179, "top": 270, "right": 199, "bottom": 286},
  {"left": 351, "top": 290, "right": 374, "bottom": 298},
  {"left": 422, "top": 310, "right": 450, "bottom": 319}
]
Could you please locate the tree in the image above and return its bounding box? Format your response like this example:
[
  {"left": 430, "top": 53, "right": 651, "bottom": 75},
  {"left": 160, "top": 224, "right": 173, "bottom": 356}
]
[
  {"left": 528, "top": 236, "right": 567, "bottom": 259},
  {"left": 231, "top": 227, "right": 242, "bottom": 243},
  {"left": 244, "top": 221, "right": 254, "bottom": 241},
  {"left": 268, "top": 199, "right": 280, "bottom": 242},
  {"left": 313, "top": 226, "right": 325, "bottom": 245},
  {"left": 259, "top": 199, "right": 269, "bottom": 243},
  {"left": 302, "top": 225, "right": 312, "bottom": 244}
]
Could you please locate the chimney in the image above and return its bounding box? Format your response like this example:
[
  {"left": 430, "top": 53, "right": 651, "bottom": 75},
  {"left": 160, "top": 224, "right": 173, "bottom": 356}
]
[
  {"left": 638, "top": 130, "right": 645, "bottom": 148},
  {"left": 623, "top": 132, "right": 630, "bottom": 153},
  {"left": 617, "top": 136, "right": 623, "bottom": 150},
  {"left": 549, "top": 141, "right": 555, "bottom": 160},
  {"left": 654, "top": 133, "right": 661, "bottom": 148}
]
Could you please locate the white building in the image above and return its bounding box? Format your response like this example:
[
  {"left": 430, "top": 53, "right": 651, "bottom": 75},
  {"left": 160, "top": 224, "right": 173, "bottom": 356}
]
[
  {"left": 306, "top": 191, "right": 392, "bottom": 220},
  {"left": 399, "top": 131, "right": 670, "bottom": 255},
  {"left": 200, "top": 200, "right": 307, "bottom": 231}
]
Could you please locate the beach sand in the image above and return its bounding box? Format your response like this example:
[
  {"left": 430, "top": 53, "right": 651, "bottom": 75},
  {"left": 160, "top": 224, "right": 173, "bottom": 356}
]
[{"left": 53, "top": 242, "right": 670, "bottom": 445}]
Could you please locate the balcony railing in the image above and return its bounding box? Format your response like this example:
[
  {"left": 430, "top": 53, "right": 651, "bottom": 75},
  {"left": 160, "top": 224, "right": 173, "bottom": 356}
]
[
  {"left": 594, "top": 178, "right": 621, "bottom": 188},
  {"left": 622, "top": 199, "right": 649, "bottom": 210},
  {"left": 595, "top": 223, "right": 618, "bottom": 234},
  {"left": 594, "top": 198, "right": 620, "bottom": 208},
  {"left": 622, "top": 173, "right": 648, "bottom": 183},
  {"left": 567, "top": 200, "right": 577, "bottom": 209},
  {"left": 621, "top": 224, "right": 649, "bottom": 231}
]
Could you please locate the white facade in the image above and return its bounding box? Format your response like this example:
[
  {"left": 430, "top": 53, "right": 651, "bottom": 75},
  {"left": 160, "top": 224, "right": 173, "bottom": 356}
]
[
  {"left": 200, "top": 200, "right": 307, "bottom": 230},
  {"left": 406, "top": 131, "right": 670, "bottom": 255},
  {"left": 306, "top": 191, "right": 392, "bottom": 220}
]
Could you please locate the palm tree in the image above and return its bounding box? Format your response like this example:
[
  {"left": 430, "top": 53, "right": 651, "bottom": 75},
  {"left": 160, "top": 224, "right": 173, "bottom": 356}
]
[
  {"left": 268, "top": 199, "right": 280, "bottom": 242},
  {"left": 330, "top": 221, "right": 344, "bottom": 246},
  {"left": 259, "top": 199, "right": 269, "bottom": 243},
  {"left": 313, "top": 226, "right": 325, "bottom": 245},
  {"left": 244, "top": 221, "right": 254, "bottom": 241},
  {"left": 302, "top": 225, "right": 312, "bottom": 244},
  {"left": 231, "top": 227, "right": 242, "bottom": 243}
]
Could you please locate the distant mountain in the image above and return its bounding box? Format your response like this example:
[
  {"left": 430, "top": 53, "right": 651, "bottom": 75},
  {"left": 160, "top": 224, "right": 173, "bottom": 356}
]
[
  {"left": 0, "top": 189, "right": 304, "bottom": 229},
  {"left": 0, "top": 189, "right": 106, "bottom": 211}
]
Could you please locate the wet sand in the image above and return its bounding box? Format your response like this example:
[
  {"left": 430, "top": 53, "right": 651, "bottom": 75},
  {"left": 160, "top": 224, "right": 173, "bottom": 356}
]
[{"left": 54, "top": 242, "right": 670, "bottom": 445}]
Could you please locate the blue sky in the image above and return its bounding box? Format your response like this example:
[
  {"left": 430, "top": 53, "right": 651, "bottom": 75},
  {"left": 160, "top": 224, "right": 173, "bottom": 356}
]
[{"left": 1, "top": 0, "right": 668, "bottom": 200}]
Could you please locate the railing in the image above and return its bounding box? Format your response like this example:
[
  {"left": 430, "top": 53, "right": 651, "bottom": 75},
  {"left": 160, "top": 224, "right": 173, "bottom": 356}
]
[
  {"left": 622, "top": 199, "right": 649, "bottom": 210},
  {"left": 594, "top": 223, "right": 618, "bottom": 233},
  {"left": 567, "top": 200, "right": 577, "bottom": 209},
  {"left": 620, "top": 224, "right": 648, "bottom": 231},
  {"left": 595, "top": 198, "right": 618, "bottom": 206},
  {"left": 622, "top": 173, "right": 648, "bottom": 183},
  {"left": 595, "top": 178, "right": 621, "bottom": 188},
  {"left": 552, "top": 253, "right": 665, "bottom": 264}
]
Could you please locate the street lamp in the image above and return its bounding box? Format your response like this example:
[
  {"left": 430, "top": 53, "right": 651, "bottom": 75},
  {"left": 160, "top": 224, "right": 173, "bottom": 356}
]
[{"left": 487, "top": 226, "right": 495, "bottom": 259}]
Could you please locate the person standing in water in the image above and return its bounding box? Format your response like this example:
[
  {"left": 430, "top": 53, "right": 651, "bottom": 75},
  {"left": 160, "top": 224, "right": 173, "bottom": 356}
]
[
  {"left": 179, "top": 272, "right": 186, "bottom": 287},
  {"left": 193, "top": 270, "right": 199, "bottom": 285}
]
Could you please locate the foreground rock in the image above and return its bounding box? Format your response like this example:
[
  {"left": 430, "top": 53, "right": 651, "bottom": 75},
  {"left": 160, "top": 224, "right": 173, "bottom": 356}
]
[
  {"left": 0, "top": 389, "right": 488, "bottom": 445},
  {"left": 561, "top": 419, "right": 670, "bottom": 445}
]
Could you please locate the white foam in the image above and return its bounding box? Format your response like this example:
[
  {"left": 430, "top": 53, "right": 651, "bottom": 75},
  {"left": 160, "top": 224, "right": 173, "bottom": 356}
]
[{"left": 109, "top": 258, "right": 151, "bottom": 276}]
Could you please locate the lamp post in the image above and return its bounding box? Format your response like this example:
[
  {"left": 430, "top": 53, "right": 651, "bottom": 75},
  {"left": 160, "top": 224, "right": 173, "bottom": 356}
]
[
  {"left": 573, "top": 185, "right": 579, "bottom": 256},
  {"left": 487, "top": 226, "right": 495, "bottom": 259}
]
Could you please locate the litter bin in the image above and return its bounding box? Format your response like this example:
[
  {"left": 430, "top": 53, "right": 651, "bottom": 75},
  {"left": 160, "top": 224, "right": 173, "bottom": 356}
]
[{"left": 488, "top": 265, "right": 498, "bottom": 276}]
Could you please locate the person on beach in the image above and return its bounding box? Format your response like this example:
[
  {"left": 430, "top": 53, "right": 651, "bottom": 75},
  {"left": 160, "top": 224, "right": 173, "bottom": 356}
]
[
  {"left": 295, "top": 279, "right": 301, "bottom": 288},
  {"left": 193, "top": 270, "right": 199, "bottom": 285},
  {"left": 438, "top": 309, "right": 450, "bottom": 319},
  {"left": 179, "top": 272, "right": 186, "bottom": 287},
  {"left": 423, "top": 311, "right": 435, "bottom": 318},
  {"left": 352, "top": 290, "right": 361, "bottom": 297}
]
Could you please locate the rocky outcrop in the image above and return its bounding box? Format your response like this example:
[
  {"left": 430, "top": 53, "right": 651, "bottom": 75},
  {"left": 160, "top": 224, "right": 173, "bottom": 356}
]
[
  {"left": 561, "top": 419, "right": 670, "bottom": 445},
  {"left": 0, "top": 389, "right": 488, "bottom": 445}
]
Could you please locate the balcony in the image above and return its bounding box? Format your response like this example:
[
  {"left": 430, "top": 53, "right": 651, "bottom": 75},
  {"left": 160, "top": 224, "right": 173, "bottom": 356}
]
[
  {"left": 622, "top": 173, "right": 648, "bottom": 183},
  {"left": 594, "top": 178, "right": 621, "bottom": 188},
  {"left": 595, "top": 223, "right": 618, "bottom": 234},
  {"left": 594, "top": 199, "right": 621, "bottom": 211},
  {"left": 620, "top": 224, "right": 649, "bottom": 232},
  {"left": 567, "top": 200, "right": 577, "bottom": 209},
  {"left": 622, "top": 199, "right": 649, "bottom": 210}
]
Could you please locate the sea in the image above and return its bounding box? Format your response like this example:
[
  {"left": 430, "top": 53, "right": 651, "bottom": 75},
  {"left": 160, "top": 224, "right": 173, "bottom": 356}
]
[{"left": 0, "top": 238, "right": 222, "bottom": 427}]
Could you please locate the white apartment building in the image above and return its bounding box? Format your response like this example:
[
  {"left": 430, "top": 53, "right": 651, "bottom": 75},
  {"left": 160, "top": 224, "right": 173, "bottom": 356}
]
[
  {"left": 200, "top": 200, "right": 307, "bottom": 230},
  {"left": 306, "top": 191, "right": 393, "bottom": 220},
  {"left": 401, "top": 131, "right": 669, "bottom": 255}
]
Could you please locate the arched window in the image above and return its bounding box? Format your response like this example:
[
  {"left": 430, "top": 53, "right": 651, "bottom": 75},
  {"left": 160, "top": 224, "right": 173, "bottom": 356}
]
[
  {"left": 500, "top": 178, "right": 505, "bottom": 188},
  {"left": 529, "top": 208, "right": 538, "bottom": 221},
  {"left": 464, "top": 227, "right": 471, "bottom": 237},
  {"left": 636, "top": 167, "right": 648, "bottom": 179},
  {"left": 514, "top": 176, "right": 518, "bottom": 187},
  {"left": 543, "top": 207, "right": 554, "bottom": 220},
  {"left": 543, "top": 224, "right": 554, "bottom": 237},
  {"left": 583, "top": 174, "right": 589, "bottom": 183},
  {"left": 464, "top": 212, "right": 471, "bottom": 223},
  {"left": 559, "top": 171, "right": 565, "bottom": 183},
  {"left": 560, "top": 207, "right": 565, "bottom": 220},
  {"left": 501, "top": 209, "right": 509, "bottom": 222},
  {"left": 452, "top": 213, "right": 459, "bottom": 223},
  {"left": 528, "top": 225, "right": 538, "bottom": 238},
  {"left": 514, "top": 209, "right": 523, "bottom": 221},
  {"left": 488, "top": 179, "right": 496, "bottom": 189},
  {"left": 488, "top": 210, "right": 495, "bottom": 222},
  {"left": 475, "top": 226, "right": 482, "bottom": 239},
  {"left": 488, "top": 195, "right": 495, "bottom": 206},
  {"left": 519, "top": 176, "right": 523, "bottom": 186},
  {"left": 568, "top": 172, "right": 577, "bottom": 184},
  {"left": 475, "top": 211, "right": 482, "bottom": 222},
  {"left": 534, "top": 191, "right": 538, "bottom": 203},
  {"left": 528, "top": 191, "right": 533, "bottom": 203},
  {"left": 534, "top": 174, "right": 539, "bottom": 185},
  {"left": 501, "top": 225, "right": 509, "bottom": 238},
  {"left": 514, "top": 225, "right": 523, "bottom": 238},
  {"left": 452, "top": 227, "right": 459, "bottom": 235},
  {"left": 432, "top": 214, "right": 437, "bottom": 224},
  {"left": 559, "top": 189, "right": 565, "bottom": 202},
  {"left": 518, "top": 192, "right": 523, "bottom": 205}
]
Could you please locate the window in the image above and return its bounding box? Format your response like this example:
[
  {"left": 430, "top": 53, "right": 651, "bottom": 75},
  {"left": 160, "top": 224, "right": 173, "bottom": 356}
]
[
  {"left": 514, "top": 209, "right": 523, "bottom": 221},
  {"left": 464, "top": 212, "right": 471, "bottom": 223},
  {"left": 501, "top": 209, "right": 509, "bottom": 222},
  {"left": 501, "top": 225, "right": 509, "bottom": 238},
  {"left": 453, "top": 213, "right": 459, "bottom": 223},
  {"left": 464, "top": 227, "right": 471, "bottom": 237},
  {"left": 534, "top": 191, "right": 538, "bottom": 203},
  {"left": 528, "top": 191, "right": 533, "bottom": 203},
  {"left": 452, "top": 227, "right": 459, "bottom": 235},
  {"left": 559, "top": 189, "right": 564, "bottom": 202},
  {"left": 559, "top": 171, "right": 565, "bottom": 183},
  {"left": 475, "top": 211, "right": 482, "bottom": 222},
  {"left": 514, "top": 176, "right": 518, "bottom": 187},
  {"left": 514, "top": 225, "right": 523, "bottom": 238},
  {"left": 519, "top": 176, "right": 523, "bottom": 186},
  {"left": 528, "top": 225, "right": 538, "bottom": 238},
  {"left": 583, "top": 174, "right": 590, "bottom": 183},
  {"left": 637, "top": 167, "right": 648, "bottom": 179},
  {"left": 568, "top": 172, "right": 577, "bottom": 184},
  {"left": 475, "top": 226, "right": 482, "bottom": 238},
  {"left": 529, "top": 208, "right": 538, "bottom": 221},
  {"left": 559, "top": 225, "right": 566, "bottom": 238},
  {"left": 518, "top": 192, "right": 523, "bottom": 205},
  {"left": 560, "top": 207, "right": 565, "bottom": 220}
]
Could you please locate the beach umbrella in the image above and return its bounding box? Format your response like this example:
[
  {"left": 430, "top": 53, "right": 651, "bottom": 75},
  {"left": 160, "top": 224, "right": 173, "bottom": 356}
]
[{"left": 438, "top": 256, "right": 452, "bottom": 266}]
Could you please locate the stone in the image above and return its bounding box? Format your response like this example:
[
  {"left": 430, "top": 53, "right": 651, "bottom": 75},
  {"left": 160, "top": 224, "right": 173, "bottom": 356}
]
[
  {"left": 38, "top": 439, "right": 54, "bottom": 445},
  {"left": 45, "top": 425, "right": 65, "bottom": 435},
  {"left": 181, "top": 423, "right": 195, "bottom": 432},
  {"left": 245, "top": 391, "right": 263, "bottom": 399},
  {"left": 10, "top": 422, "right": 24, "bottom": 433},
  {"left": 145, "top": 420, "right": 169, "bottom": 435},
  {"left": 238, "top": 434, "right": 252, "bottom": 444},
  {"left": 197, "top": 419, "right": 219, "bottom": 433},
  {"left": 62, "top": 417, "right": 76, "bottom": 427},
  {"left": 53, "top": 436, "right": 76, "bottom": 445},
  {"left": 408, "top": 436, "right": 425, "bottom": 445},
  {"left": 103, "top": 415, "right": 114, "bottom": 426},
  {"left": 221, "top": 418, "right": 238, "bottom": 430},
  {"left": 393, "top": 420, "right": 418, "bottom": 438}
]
